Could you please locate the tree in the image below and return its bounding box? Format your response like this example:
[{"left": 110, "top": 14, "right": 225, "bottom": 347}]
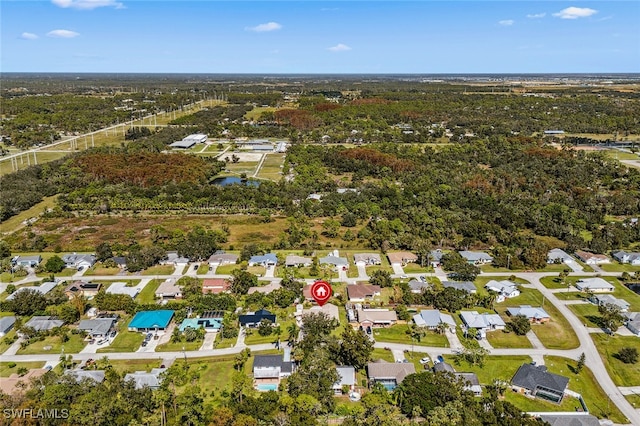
[
  {"left": 506, "top": 315, "right": 531, "bottom": 336},
  {"left": 298, "top": 312, "right": 339, "bottom": 355},
  {"left": 617, "top": 347, "right": 639, "bottom": 364},
  {"left": 4, "top": 288, "right": 48, "bottom": 315},
  {"left": 0, "top": 240, "right": 11, "bottom": 259},
  {"left": 287, "top": 349, "right": 339, "bottom": 413},
  {"left": 598, "top": 304, "right": 625, "bottom": 333},
  {"left": 45, "top": 255, "right": 66, "bottom": 273},
  {"left": 576, "top": 352, "right": 586, "bottom": 373},
  {"left": 454, "top": 347, "right": 488, "bottom": 367},
  {"left": 176, "top": 226, "right": 225, "bottom": 261},
  {"left": 231, "top": 269, "right": 258, "bottom": 295},
  {"left": 95, "top": 242, "right": 113, "bottom": 262},
  {"left": 257, "top": 319, "right": 273, "bottom": 336},
  {"left": 394, "top": 371, "right": 466, "bottom": 417},
  {"left": 369, "top": 269, "right": 393, "bottom": 288},
  {"left": 334, "top": 327, "right": 374, "bottom": 370}
]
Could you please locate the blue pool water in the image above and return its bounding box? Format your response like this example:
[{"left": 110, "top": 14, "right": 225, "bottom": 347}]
[
  {"left": 212, "top": 177, "right": 260, "bottom": 187},
  {"left": 256, "top": 384, "right": 278, "bottom": 391}
]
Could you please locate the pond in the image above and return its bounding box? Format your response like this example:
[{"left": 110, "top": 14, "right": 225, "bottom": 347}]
[
  {"left": 627, "top": 283, "right": 640, "bottom": 295},
  {"left": 211, "top": 177, "right": 260, "bottom": 187}
]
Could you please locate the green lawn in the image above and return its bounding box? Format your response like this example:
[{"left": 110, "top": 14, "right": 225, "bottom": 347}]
[
  {"left": 136, "top": 279, "right": 163, "bottom": 304},
  {"left": 0, "top": 330, "right": 18, "bottom": 354},
  {"left": 97, "top": 331, "right": 143, "bottom": 353},
  {"left": 370, "top": 348, "right": 395, "bottom": 362},
  {"left": 402, "top": 263, "right": 432, "bottom": 273},
  {"left": 591, "top": 333, "right": 640, "bottom": 387},
  {"left": 540, "top": 276, "right": 573, "bottom": 289},
  {"left": 0, "top": 361, "right": 46, "bottom": 377},
  {"left": 17, "top": 334, "right": 86, "bottom": 355},
  {"left": 486, "top": 330, "right": 532, "bottom": 349},
  {"left": 504, "top": 391, "right": 583, "bottom": 414},
  {"left": 600, "top": 263, "right": 640, "bottom": 273},
  {"left": 140, "top": 265, "right": 175, "bottom": 276},
  {"left": 107, "top": 359, "right": 162, "bottom": 374},
  {"left": 373, "top": 324, "right": 449, "bottom": 347},
  {"left": 85, "top": 265, "right": 122, "bottom": 276},
  {"left": 443, "top": 354, "right": 531, "bottom": 384},
  {"left": 155, "top": 339, "right": 204, "bottom": 352},
  {"left": 544, "top": 355, "right": 626, "bottom": 424},
  {"left": 173, "top": 356, "right": 238, "bottom": 400},
  {"left": 213, "top": 333, "right": 236, "bottom": 349},
  {"left": 197, "top": 263, "right": 210, "bottom": 274},
  {"left": 36, "top": 268, "right": 77, "bottom": 278},
  {"left": 215, "top": 264, "right": 241, "bottom": 275},
  {"left": 553, "top": 292, "right": 589, "bottom": 301},
  {"left": 0, "top": 195, "right": 58, "bottom": 234},
  {"left": 568, "top": 303, "right": 605, "bottom": 328},
  {"left": 625, "top": 394, "right": 640, "bottom": 409}
]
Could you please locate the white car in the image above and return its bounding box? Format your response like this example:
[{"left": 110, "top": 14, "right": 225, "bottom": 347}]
[{"left": 419, "top": 357, "right": 430, "bottom": 364}]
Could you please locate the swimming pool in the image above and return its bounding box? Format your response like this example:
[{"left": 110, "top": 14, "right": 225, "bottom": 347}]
[{"left": 256, "top": 383, "right": 278, "bottom": 391}]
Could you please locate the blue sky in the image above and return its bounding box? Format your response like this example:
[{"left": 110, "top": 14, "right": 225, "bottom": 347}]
[{"left": 1, "top": 1, "right": 638, "bottom": 73}]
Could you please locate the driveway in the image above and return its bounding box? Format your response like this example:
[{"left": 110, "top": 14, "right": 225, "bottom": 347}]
[
  {"left": 265, "top": 265, "right": 275, "bottom": 278},
  {"left": 356, "top": 265, "right": 368, "bottom": 280},
  {"left": 200, "top": 332, "right": 218, "bottom": 350},
  {"left": 391, "top": 263, "right": 405, "bottom": 275}
]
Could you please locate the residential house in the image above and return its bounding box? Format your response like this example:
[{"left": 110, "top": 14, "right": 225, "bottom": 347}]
[
  {"left": 12, "top": 255, "right": 42, "bottom": 268},
  {"left": 459, "top": 251, "right": 493, "bottom": 265},
  {"left": 202, "top": 278, "right": 231, "bottom": 294},
  {"left": 547, "top": 248, "right": 573, "bottom": 264},
  {"left": 334, "top": 366, "right": 356, "bottom": 394},
  {"left": 111, "top": 256, "right": 127, "bottom": 269},
  {"left": 78, "top": 318, "right": 117, "bottom": 339},
  {"left": 574, "top": 250, "right": 610, "bottom": 265},
  {"left": 164, "top": 251, "right": 189, "bottom": 265},
  {"left": 239, "top": 309, "right": 276, "bottom": 328},
  {"left": 624, "top": 312, "right": 640, "bottom": 336},
  {"left": 367, "top": 361, "right": 416, "bottom": 390},
  {"left": 353, "top": 253, "right": 382, "bottom": 266},
  {"left": 248, "top": 253, "right": 278, "bottom": 267},
  {"left": 612, "top": 251, "right": 640, "bottom": 266},
  {"left": 127, "top": 310, "right": 174, "bottom": 332},
  {"left": 64, "top": 281, "right": 102, "bottom": 299},
  {"left": 442, "top": 281, "right": 477, "bottom": 294},
  {"left": 124, "top": 368, "right": 167, "bottom": 390},
  {"left": 429, "top": 249, "right": 444, "bottom": 268},
  {"left": 506, "top": 306, "right": 550, "bottom": 323},
  {"left": 0, "top": 369, "right": 48, "bottom": 395},
  {"left": 302, "top": 304, "right": 340, "bottom": 323},
  {"left": 320, "top": 251, "right": 349, "bottom": 270},
  {"left": 248, "top": 282, "right": 281, "bottom": 295},
  {"left": 253, "top": 351, "right": 294, "bottom": 390},
  {"left": 7, "top": 281, "right": 58, "bottom": 300},
  {"left": 347, "top": 285, "right": 381, "bottom": 302},
  {"left": 455, "top": 372, "right": 482, "bottom": 397},
  {"left": 575, "top": 278, "right": 614, "bottom": 293},
  {"left": 65, "top": 370, "right": 106, "bottom": 383},
  {"left": 386, "top": 252, "right": 418, "bottom": 266},
  {"left": 460, "top": 311, "right": 506, "bottom": 339},
  {"left": 61, "top": 253, "right": 96, "bottom": 270},
  {"left": 285, "top": 255, "right": 312, "bottom": 267},
  {"left": 106, "top": 281, "right": 141, "bottom": 298},
  {"left": 23, "top": 316, "right": 64, "bottom": 332},
  {"left": 208, "top": 252, "right": 239, "bottom": 267},
  {"left": 155, "top": 278, "right": 182, "bottom": 300},
  {"left": 537, "top": 413, "right": 601, "bottom": 426},
  {"left": 591, "top": 294, "right": 630, "bottom": 313},
  {"left": 356, "top": 307, "right": 397, "bottom": 329},
  {"left": 485, "top": 280, "right": 520, "bottom": 303},
  {"left": 511, "top": 363, "right": 569, "bottom": 404},
  {"left": 179, "top": 311, "right": 224, "bottom": 332},
  {"left": 0, "top": 316, "right": 16, "bottom": 337},
  {"left": 413, "top": 309, "right": 456, "bottom": 332},
  {"left": 408, "top": 279, "right": 430, "bottom": 294}
]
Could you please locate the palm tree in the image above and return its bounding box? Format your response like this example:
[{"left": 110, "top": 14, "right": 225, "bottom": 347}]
[{"left": 287, "top": 323, "right": 299, "bottom": 343}]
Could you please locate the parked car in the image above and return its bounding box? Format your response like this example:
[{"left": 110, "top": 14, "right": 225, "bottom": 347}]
[
  {"left": 141, "top": 341, "right": 148, "bottom": 347},
  {"left": 96, "top": 339, "right": 107, "bottom": 345},
  {"left": 193, "top": 264, "right": 199, "bottom": 270},
  {"left": 437, "top": 355, "right": 444, "bottom": 363},
  {"left": 419, "top": 357, "right": 430, "bottom": 364},
  {"left": 400, "top": 275, "right": 408, "bottom": 279}
]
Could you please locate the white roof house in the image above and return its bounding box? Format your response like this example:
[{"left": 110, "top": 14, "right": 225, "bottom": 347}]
[
  {"left": 155, "top": 278, "right": 182, "bottom": 300},
  {"left": 285, "top": 255, "right": 312, "bottom": 267},
  {"left": 124, "top": 368, "right": 167, "bottom": 390},
  {"left": 547, "top": 248, "right": 573, "bottom": 263},
  {"left": 302, "top": 304, "right": 340, "bottom": 323},
  {"left": 625, "top": 312, "right": 640, "bottom": 336},
  {"left": 24, "top": 316, "right": 64, "bottom": 332},
  {"left": 106, "top": 282, "right": 141, "bottom": 298},
  {"left": 612, "top": 251, "right": 640, "bottom": 266},
  {"left": 7, "top": 281, "right": 58, "bottom": 300},
  {"left": 62, "top": 253, "right": 96, "bottom": 269},
  {"left": 413, "top": 309, "right": 456, "bottom": 331},
  {"left": 353, "top": 253, "right": 382, "bottom": 266},
  {"left": 575, "top": 278, "right": 614, "bottom": 293},
  {"left": 460, "top": 311, "right": 506, "bottom": 332},
  {"left": 334, "top": 366, "right": 356, "bottom": 393},
  {"left": 459, "top": 251, "right": 493, "bottom": 265},
  {"left": 506, "top": 306, "right": 550, "bottom": 322},
  {"left": 485, "top": 280, "right": 520, "bottom": 302},
  {"left": 574, "top": 250, "right": 610, "bottom": 265},
  {"left": 592, "top": 295, "right": 630, "bottom": 313}
]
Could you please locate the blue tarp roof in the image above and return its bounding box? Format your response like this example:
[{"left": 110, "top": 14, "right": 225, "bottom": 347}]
[{"left": 129, "top": 310, "right": 174, "bottom": 329}]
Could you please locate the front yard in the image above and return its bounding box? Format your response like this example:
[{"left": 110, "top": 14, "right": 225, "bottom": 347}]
[
  {"left": 373, "top": 324, "right": 449, "bottom": 347},
  {"left": 591, "top": 333, "right": 640, "bottom": 387},
  {"left": 0, "top": 361, "right": 46, "bottom": 377},
  {"left": 486, "top": 330, "right": 532, "bottom": 349},
  {"left": 17, "top": 333, "right": 86, "bottom": 355}
]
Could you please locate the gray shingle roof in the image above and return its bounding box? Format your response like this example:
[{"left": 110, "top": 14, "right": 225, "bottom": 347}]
[{"left": 511, "top": 364, "right": 569, "bottom": 395}]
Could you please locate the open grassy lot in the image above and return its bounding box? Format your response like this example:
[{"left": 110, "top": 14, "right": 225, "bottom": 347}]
[
  {"left": 373, "top": 324, "right": 449, "bottom": 347},
  {"left": 36, "top": 268, "right": 77, "bottom": 278},
  {"left": 0, "top": 362, "right": 46, "bottom": 377},
  {"left": 107, "top": 358, "right": 162, "bottom": 374},
  {"left": 197, "top": 263, "right": 210, "bottom": 274},
  {"left": 17, "top": 333, "right": 86, "bottom": 355},
  {"left": 600, "top": 263, "right": 640, "bottom": 273},
  {"left": 540, "top": 275, "right": 574, "bottom": 289},
  {"left": 215, "top": 264, "right": 241, "bottom": 275},
  {"left": 443, "top": 354, "right": 531, "bottom": 384},
  {"left": 370, "top": 348, "right": 395, "bottom": 362},
  {"left": 544, "top": 355, "right": 626, "bottom": 423},
  {"left": 402, "top": 263, "right": 432, "bottom": 273},
  {"left": 140, "top": 264, "right": 175, "bottom": 276},
  {"left": 625, "top": 394, "right": 640, "bottom": 408},
  {"left": 567, "top": 303, "right": 602, "bottom": 328},
  {"left": 553, "top": 292, "right": 589, "bottom": 301},
  {"left": 213, "top": 333, "right": 236, "bottom": 349},
  {"left": 0, "top": 195, "right": 58, "bottom": 234},
  {"left": 155, "top": 338, "right": 204, "bottom": 352},
  {"left": 486, "top": 330, "right": 532, "bottom": 348},
  {"left": 224, "top": 161, "right": 260, "bottom": 176},
  {"left": 135, "top": 279, "right": 162, "bottom": 304},
  {"left": 503, "top": 391, "right": 584, "bottom": 414},
  {"left": 85, "top": 265, "right": 122, "bottom": 276},
  {"left": 256, "top": 153, "right": 285, "bottom": 180},
  {"left": 173, "top": 356, "right": 237, "bottom": 401},
  {"left": 97, "top": 315, "right": 142, "bottom": 353},
  {"left": 591, "top": 333, "right": 640, "bottom": 387}
]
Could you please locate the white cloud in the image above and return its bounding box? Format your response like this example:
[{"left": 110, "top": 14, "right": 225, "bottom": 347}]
[
  {"left": 328, "top": 43, "right": 351, "bottom": 52},
  {"left": 47, "top": 29, "right": 80, "bottom": 38},
  {"left": 498, "top": 20, "right": 514, "bottom": 26},
  {"left": 20, "top": 32, "right": 39, "bottom": 40},
  {"left": 52, "top": 0, "right": 124, "bottom": 10},
  {"left": 526, "top": 13, "right": 546, "bottom": 19},
  {"left": 553, "top": 7, "right": 597, "bottom": 19},
  {"left": 246, "top": 22, "right": 282, "bottom": 32}
]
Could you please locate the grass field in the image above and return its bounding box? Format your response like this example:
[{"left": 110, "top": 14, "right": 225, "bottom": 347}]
[
  {"left": 370, "top": 348, "right": 395, "bottom": 362},
  {"left": 0, "top": 195, "right": 58, "bottom": 234},
  {"left": 0, "top": 361, "right": 46, "bottom": 377},
  {"left": 135, "top": 279, "right": 162, "bottom": 304},
  {"left": 85, "top": 265, "right": 122, "bottom": 276},
  {"left": 591, "top": 333, "right": 640, "bottom": 387},
  {"left": 17, "top": 333, "right": 86, "bottom": 355},
  {"left": 97, "top": 316, "right": 142, "bottom": 353},
  {"left": 107, "top": 358, "right": 162, "bottom": 374},
  {"left": 373, "top": 324, "right": 449, "bottom": 347},
  {"left": 0, "top": 330, "right": 18, "bottom": 354},
  {"left": 155, "top": 339, "right": 204, "bottom": 352},
  {"left": 443, "top": 354, "right": 531, "bottom": 384},
  {"left": 255, "top": 153, "right": 285, "bottom": 180},
  {"left": 402, "top": 263, "right": 432, "bottom": 273},
  {"left": 626, "top": 394, "right": 640, "bottom": 408},
  {"left": 486, "top": 330, "right": 533, "bottom": 348},
  {"left": 600, "top": 263, "right": 640, "bottom": 273},
  {"left": 544, "top": 355, "right": 626, "bottom": 423},
  {"left": 140, "top": 265, "right": 175, "bottom": 276}
]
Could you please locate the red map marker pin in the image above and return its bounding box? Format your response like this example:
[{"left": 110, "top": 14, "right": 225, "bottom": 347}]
[{"left": 311, "top": 280, "right": 332, "bottom": 306}]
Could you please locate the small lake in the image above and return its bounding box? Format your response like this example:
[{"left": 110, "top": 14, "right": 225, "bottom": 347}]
[
  {"left": 627, "top": 283, "right": 640, "bottom": 295},
  {"left": 212, "top": 177, "right": 260, "bottom": 187}
]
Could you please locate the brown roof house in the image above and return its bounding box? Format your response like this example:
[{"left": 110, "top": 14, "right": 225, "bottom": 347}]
[
  {"left": 386, "top": 252, "right": 418, "bottom": 266},
  {"left": 367, "top": 360, "right": 415, "bottom": 390},
  {"left": 202, "top": 278, "right": 231, "bottom": 294},
  {"left": 347, "top": 284, "right": 381, "bottom": 302}
]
